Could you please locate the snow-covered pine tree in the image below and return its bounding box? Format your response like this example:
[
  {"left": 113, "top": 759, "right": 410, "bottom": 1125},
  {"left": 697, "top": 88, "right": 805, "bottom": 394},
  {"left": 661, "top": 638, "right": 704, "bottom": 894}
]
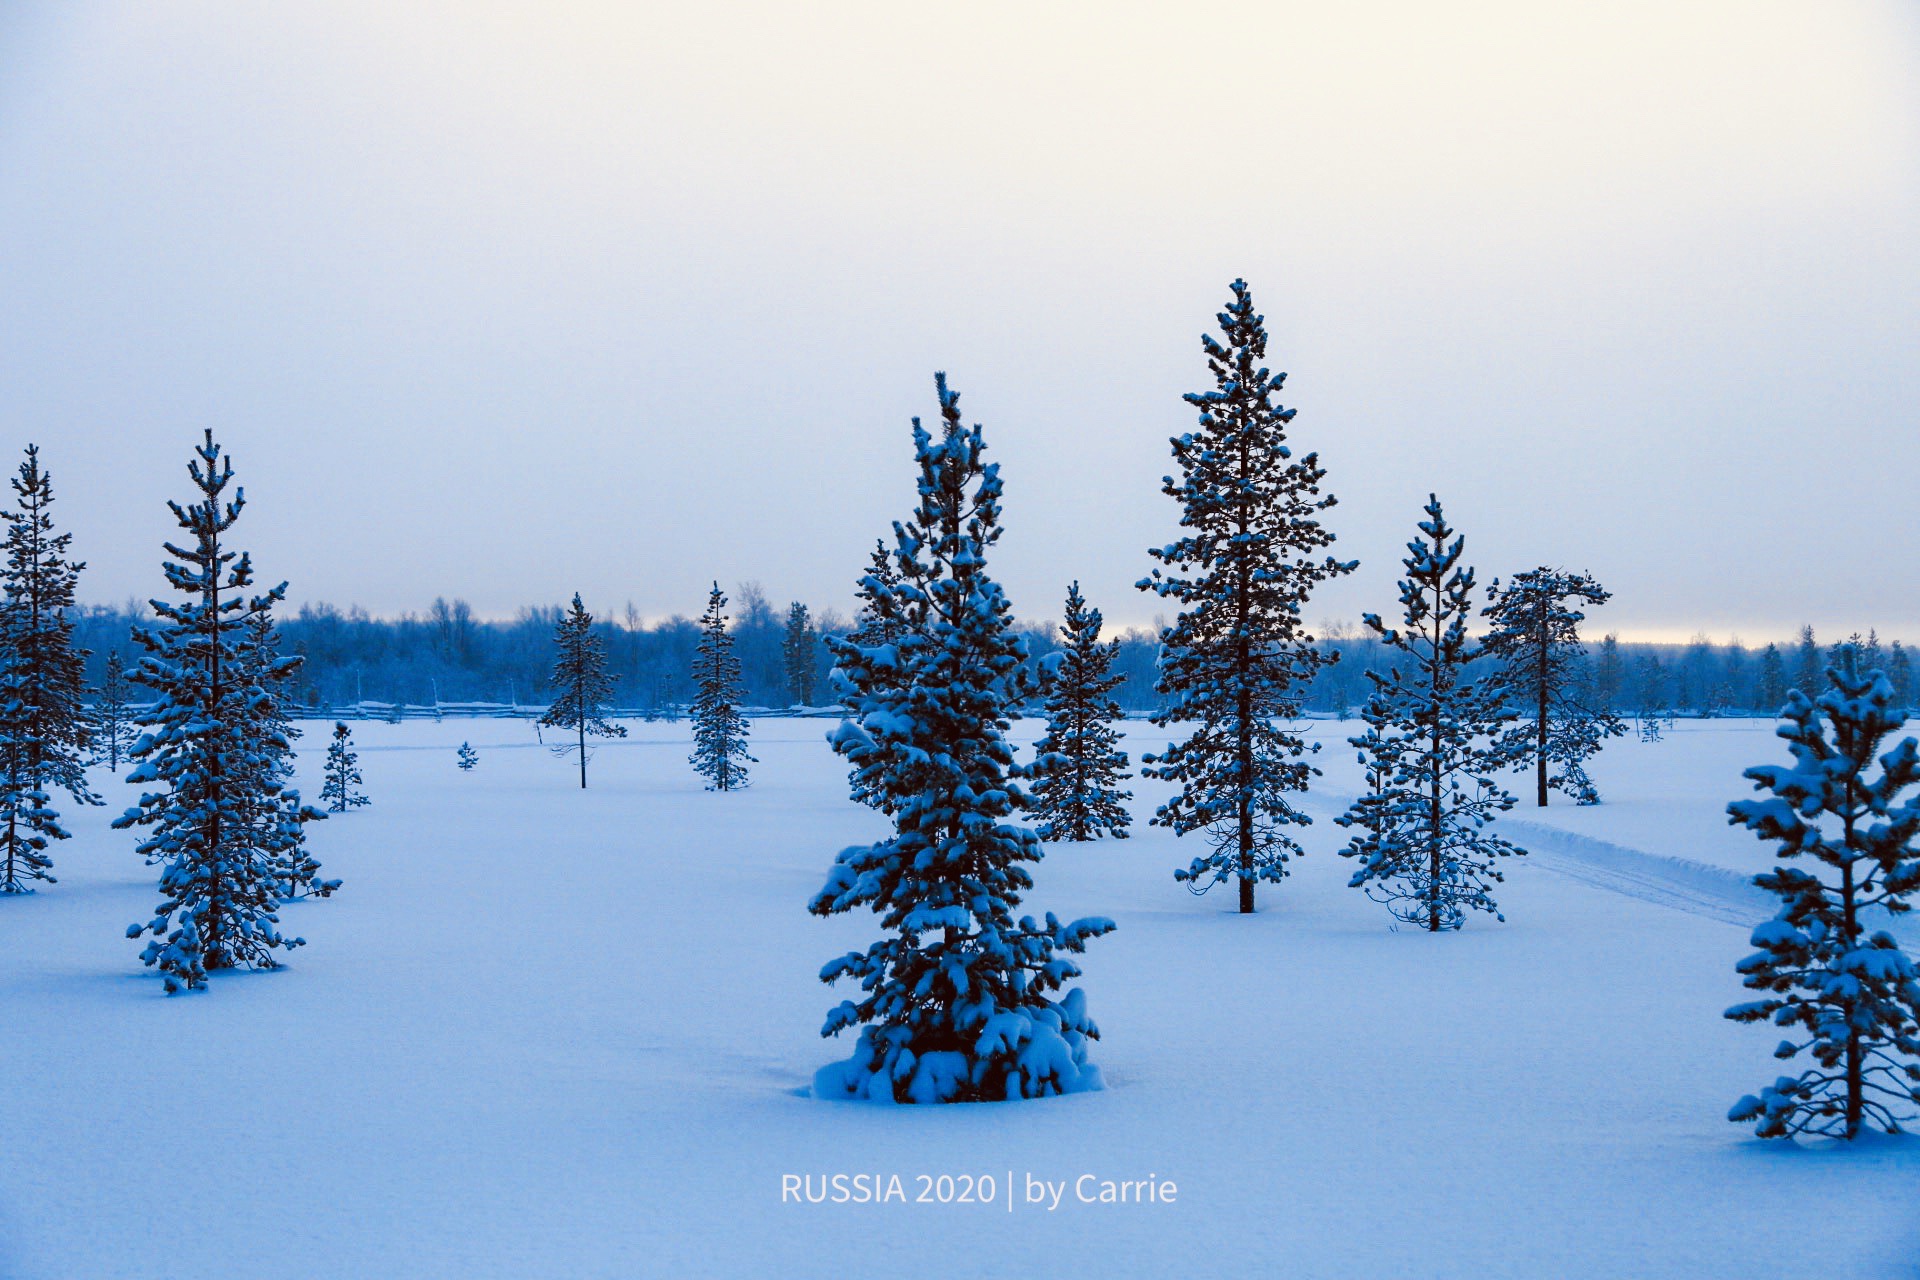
[
  {"left": 811, "top": 373, "right": 1113, "bottom": 1103},
  {"left": 320, "top": 722, "right": 368, "bottom": 811},
  {"left": 0, "top": 445, "right": 98, "bottom": 894},
  {"left": 1336, "top": 497, "right": 1523, "bottom": 930},
  {"left": 538, "top": 593, "right": 626, "bottom": 789},
  {"left": 457, "top": 742, "right": 478, "bottom": 771},
  {"left": 1480, "top": 567, "right": 1625, "bottom": 806},
  {"left": 689, "top": 583, "right": 754, "bottom": 790},
  {"left": 1892, "top": 642, "right": 1914, "bottom": 711},
  {"left": 1593, "top": 633, "right": 1624, "bottom": 715},
  {"left": 1725, "top": 657, "right": 1920, "bottom": 1139},
  {"left": 1756, "top": 643, "right": 1788, "bottom": 713},
  {"left": 92, "top": 651, "right": 137, "bottom": 772},
  {"left": 118, "top": 431, "right": 325, "bottom": 991},
  {"left": 1029, "top": 582, "right": 1132, "bottom": 842},
  {"left": 1138, "top": 279, "right": 1355, "bottom": 912},
  {"left": 783, "top": 601, "right": 815, "bottom": 707}
]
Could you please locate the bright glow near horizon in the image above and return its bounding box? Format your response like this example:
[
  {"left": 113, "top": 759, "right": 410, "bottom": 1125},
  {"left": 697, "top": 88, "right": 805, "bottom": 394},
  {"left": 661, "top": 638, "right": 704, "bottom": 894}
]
[{"left": 1, "top": 2, "right": 1915, "bottom": 642}]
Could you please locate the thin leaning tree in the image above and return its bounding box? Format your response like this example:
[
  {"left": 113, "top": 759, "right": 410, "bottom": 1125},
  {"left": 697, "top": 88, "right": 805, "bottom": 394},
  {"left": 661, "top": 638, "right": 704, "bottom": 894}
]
[
  {"left": 1138, "top": 279, "right": 1355, "bottom": 913},
  {"left": 0, "top": 445, "right": 98, "bottom": 894},
  {"left": 689, "top": 583, "right": 754, "bottom": 790},
  {"left": 118, "top": 431, "right": 326, "bottom": 992},
  {"left": 810, "top": 373, "right": 1112, "bottom": 1103},
  {"left": 539, "top": 593, "right": 626, "bottom": 788},
  {"left": 1725, "top": 657, "right": 1920, "bottom": 1139},
  {"left": 1029, "top": 582, "right": 1132, "bottom": 842},
  {"left": 1337, "top": 497, "right": 1523, "bottom": 930},
  {"left": 1481, "top": 567, "right": 1624, "bottom": 806}
]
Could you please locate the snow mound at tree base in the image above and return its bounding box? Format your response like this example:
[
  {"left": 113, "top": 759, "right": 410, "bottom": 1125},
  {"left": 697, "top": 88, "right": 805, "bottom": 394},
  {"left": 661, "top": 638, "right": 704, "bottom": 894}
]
[{"left": 812, "top": 993, "right": 1105, "bottom": 1104}]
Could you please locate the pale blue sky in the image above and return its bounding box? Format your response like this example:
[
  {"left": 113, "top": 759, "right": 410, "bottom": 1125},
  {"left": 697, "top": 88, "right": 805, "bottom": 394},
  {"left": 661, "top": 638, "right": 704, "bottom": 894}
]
[{"left": 1, "top": 2, "right": 1916, "bottom": 641}]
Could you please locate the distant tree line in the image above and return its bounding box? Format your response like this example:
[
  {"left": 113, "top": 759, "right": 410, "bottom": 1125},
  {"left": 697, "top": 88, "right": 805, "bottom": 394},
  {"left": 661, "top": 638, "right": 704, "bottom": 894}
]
[{"left": 62, "top": 598, "right": 1913, "bottom": 720}]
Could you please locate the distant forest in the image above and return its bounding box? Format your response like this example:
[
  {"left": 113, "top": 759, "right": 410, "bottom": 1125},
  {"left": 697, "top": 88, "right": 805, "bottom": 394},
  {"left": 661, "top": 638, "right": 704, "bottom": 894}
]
[{"left": 69, "top": 590, "right": 1913, "bottom": 720}]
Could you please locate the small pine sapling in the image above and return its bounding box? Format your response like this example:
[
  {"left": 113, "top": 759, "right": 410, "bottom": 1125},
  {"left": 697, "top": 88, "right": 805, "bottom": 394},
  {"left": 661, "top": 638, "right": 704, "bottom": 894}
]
[
  {"left": 1029, "top": 582, "right": 1132, "bottom": 842},
  {"left": 689, "top": 583, "right": 754, "bottom": 790},
  {"left": 320, "top": 722, "right": 369, "bottom": 811},
  {"left": 457, "top": 742, "right": 478, "bottom": 772},
  {"left": 93, "top": 651, "right": 138, "bottom": 772},
  {"left": 0, "top": 445, "right": 97, "bottom": 893}
]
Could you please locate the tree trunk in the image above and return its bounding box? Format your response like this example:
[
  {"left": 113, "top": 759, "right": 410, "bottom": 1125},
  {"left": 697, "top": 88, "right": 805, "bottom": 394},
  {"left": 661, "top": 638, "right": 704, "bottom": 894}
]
[
  {"left": 1842, "top": 815, "right": 1862, "bottom": 1138},
  {"left": 1429, "top": 570, "right": 1444, "bottom": 930},
  {"left": 1238, "top": 717, "right": 1255, "bottom": 914},
  {"left": 577, "top": 711, "right": 587, "bottom": 789},
  {"left": 1535, "top": 634, "right": 1550, "bottom": 807}
]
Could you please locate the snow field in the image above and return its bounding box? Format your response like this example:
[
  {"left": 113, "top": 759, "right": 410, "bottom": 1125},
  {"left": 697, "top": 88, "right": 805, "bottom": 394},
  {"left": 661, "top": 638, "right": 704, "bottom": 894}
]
[{"left": 1, "top": 716, "right": 1914, "bottom": 1278}]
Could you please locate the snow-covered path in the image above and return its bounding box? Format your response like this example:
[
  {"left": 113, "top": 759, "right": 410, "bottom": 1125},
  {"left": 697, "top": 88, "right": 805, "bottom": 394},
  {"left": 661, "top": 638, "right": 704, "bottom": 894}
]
[{"left": 2, "top": 717, "right": 1915, "bottom": 1279}]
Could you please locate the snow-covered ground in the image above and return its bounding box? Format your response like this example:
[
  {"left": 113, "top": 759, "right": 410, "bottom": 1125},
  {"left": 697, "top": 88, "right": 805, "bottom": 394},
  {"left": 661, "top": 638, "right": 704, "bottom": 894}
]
[{"left": 3, "top": 716, "right": 1916, "bottom": 1279}]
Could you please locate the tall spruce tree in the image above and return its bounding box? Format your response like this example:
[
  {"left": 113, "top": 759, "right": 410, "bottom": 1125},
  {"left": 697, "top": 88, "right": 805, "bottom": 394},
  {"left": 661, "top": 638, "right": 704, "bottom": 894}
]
[
  {"left": 1791, "top": 625, "right": 1822, "bottom": 697},
  {"left": 320, "top": 722, "right": 369, "bottom": 811},
  {"left": 1756, "top": 643, "right": 1788, "bottom": 713},
  {"left": 782, "top": 601, "right": 816, "bottom": 707},
  {"left": 118, "top": 431, "right": 325, "bottom": 991},
  {"left": 1029, "top": 582, "right": 1132, "bottom": 842},
  {"left": 1138, "top": 279, "right": 1355, "bottom": 912},
  {"left": 1726, "top": 657, "right": 1920, "bottom": 1139},
  {"left": 1891, "top": 641, "right": 1914, "bottom": 710},
  {"left": 93, "top": 650, "right": 137, "bottom": 772},
  {"left": 0, "top": 446, "right": 97, "bottom": 894},
  {"left": 1593, "top": 633, "right": 1624, "bottom": 715},
  {"left": 1480, "top": 567, "right": 1625, "bottom": 806},
  {"left": 1336, "top": 498, "right": 1522, "bottom": 930},
  {"left": 811, "top": 373, "right": 1112, "bottom": 1103},
  {"left": 538, "top": 593, "right": 626, "bottom": 788},
  {"left": 689, "top": 583, "right": 753, "bottom": 790}
]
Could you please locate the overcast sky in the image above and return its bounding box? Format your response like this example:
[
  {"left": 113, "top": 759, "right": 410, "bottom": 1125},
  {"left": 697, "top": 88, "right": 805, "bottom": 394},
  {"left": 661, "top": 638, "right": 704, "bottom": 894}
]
[{"left": 1, "top": 2, "right": 1915, "bottom": 643}]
